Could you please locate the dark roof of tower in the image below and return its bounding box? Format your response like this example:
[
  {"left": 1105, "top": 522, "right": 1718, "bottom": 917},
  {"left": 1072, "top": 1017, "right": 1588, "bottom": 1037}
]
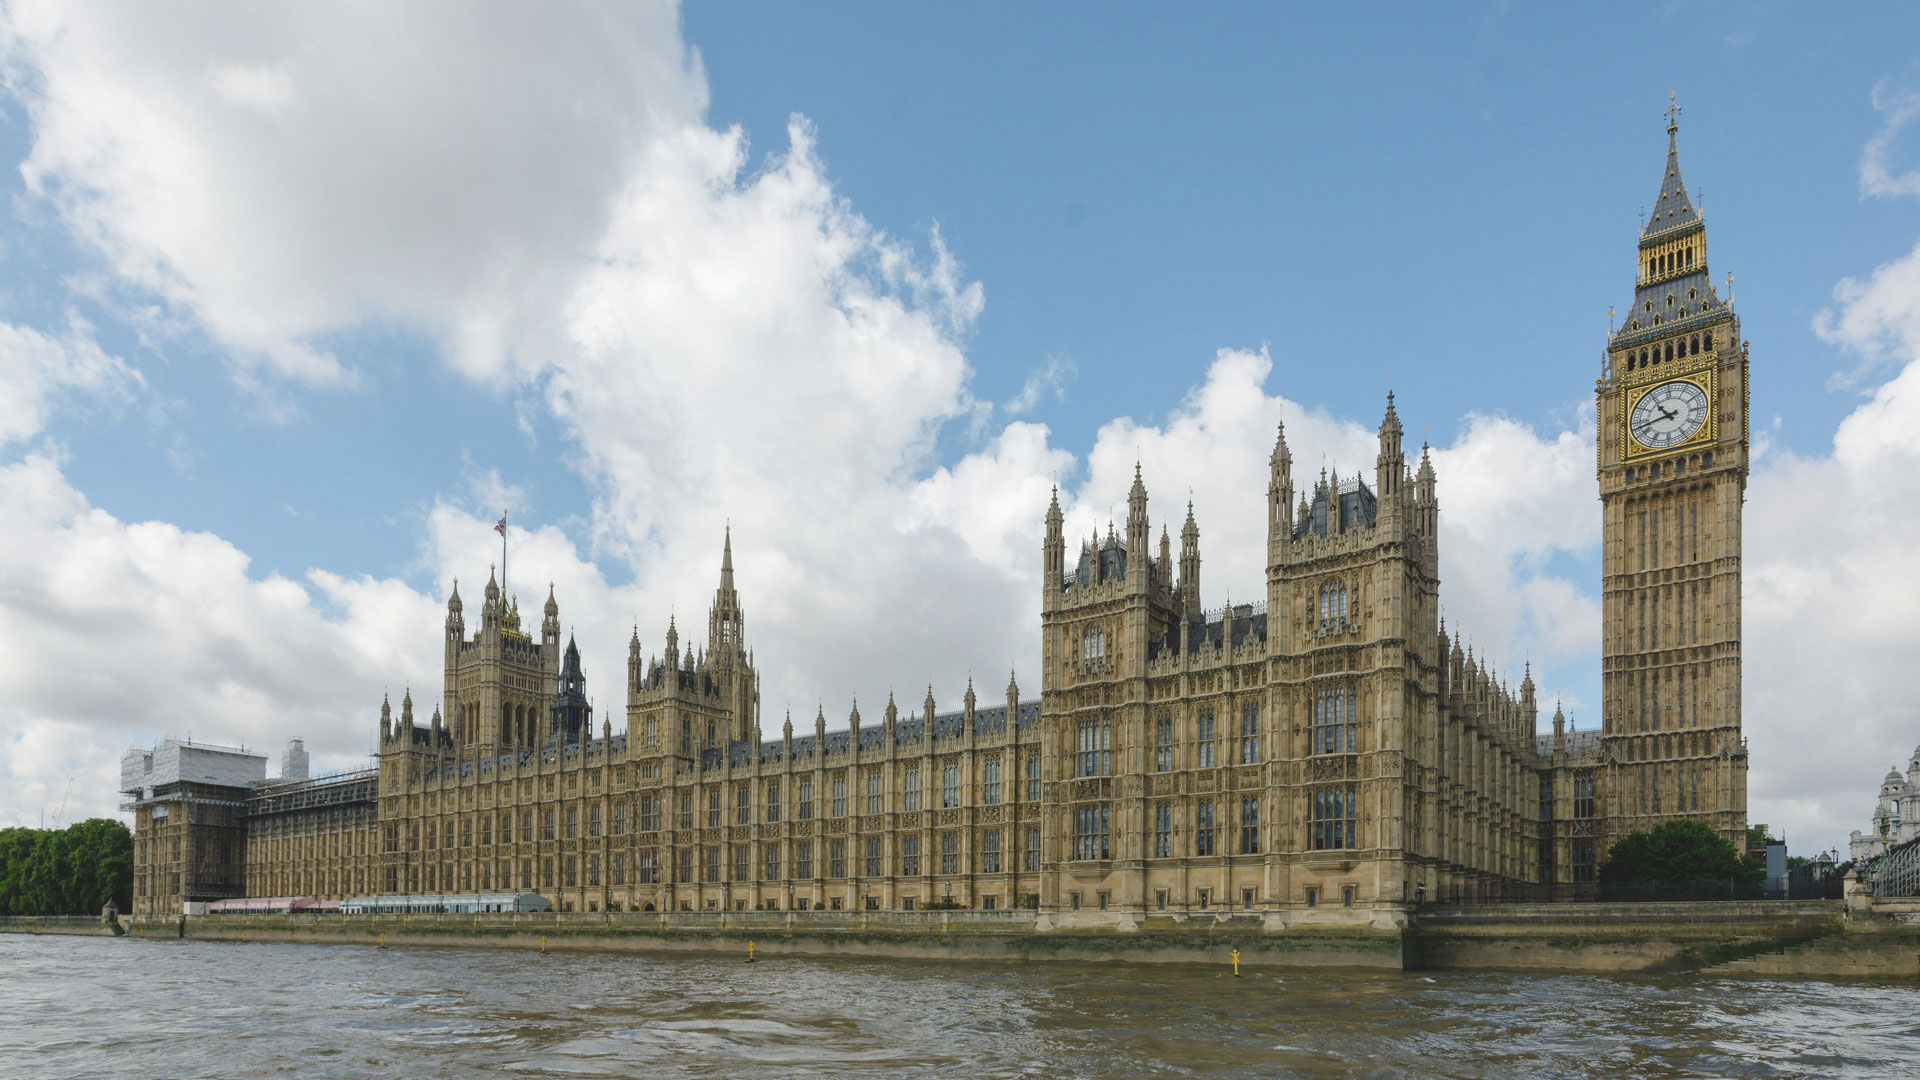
[
  {"left": 1643, "top": 126, "right": 1700, "bottom": 241},
  {"left": 1294, "top": 474, "right": 1377, "bottom": 539},
  {"left": 1612, "top": 119, "right": 1734, "bottom": 349}
]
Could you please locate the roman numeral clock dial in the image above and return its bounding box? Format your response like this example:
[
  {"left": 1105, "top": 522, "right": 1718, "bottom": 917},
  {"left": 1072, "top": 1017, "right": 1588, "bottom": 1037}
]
[{"left": 1628, "top": 379, "right": 1709, "bottom": 451}]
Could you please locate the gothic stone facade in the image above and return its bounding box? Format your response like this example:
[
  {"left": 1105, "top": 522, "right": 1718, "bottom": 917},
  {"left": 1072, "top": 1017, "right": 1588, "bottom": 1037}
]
[{"left": 124, "top": 118, "right": 1750, "bottom": 919}]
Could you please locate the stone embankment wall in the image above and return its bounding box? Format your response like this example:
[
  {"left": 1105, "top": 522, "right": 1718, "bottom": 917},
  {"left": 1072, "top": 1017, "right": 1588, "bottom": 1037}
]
[
  {"left": 1408, "top": 900, "right": 1845, "bottom": 973},
  {"left": 119, "top": 909, "right": 1408, "bottom": 969},
  {"left": 80, "top": 899, "right": 1920, "bottom": 977},
  {"left": 0, "top": 915, "right": 117, "bottom": 937}
]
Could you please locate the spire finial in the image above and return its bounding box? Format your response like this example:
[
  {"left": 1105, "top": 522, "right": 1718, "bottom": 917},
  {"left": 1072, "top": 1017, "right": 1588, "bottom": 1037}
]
[{"left": 1665, "top": 91, "right": 1681, "bottom": 134}]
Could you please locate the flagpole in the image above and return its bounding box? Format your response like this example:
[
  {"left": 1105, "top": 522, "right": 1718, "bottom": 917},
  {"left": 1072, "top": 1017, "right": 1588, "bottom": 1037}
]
[{"left": 500, "top": 511, "right": 508, "bottom": 602}]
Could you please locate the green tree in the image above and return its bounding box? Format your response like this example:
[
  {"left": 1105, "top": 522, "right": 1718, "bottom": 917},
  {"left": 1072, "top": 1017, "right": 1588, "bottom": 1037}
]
[
  {"left": 1598, "top": 819, "right": 1764, "bottom": 900},
  {"left": 0, "top": 819, "right": 133, "bottom": 915}
]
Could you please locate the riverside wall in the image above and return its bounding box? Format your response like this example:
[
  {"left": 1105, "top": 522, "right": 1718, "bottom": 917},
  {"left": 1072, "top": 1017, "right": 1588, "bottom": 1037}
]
[{"left": 28, "top": 899, "right": 1912, "bottom": 977}]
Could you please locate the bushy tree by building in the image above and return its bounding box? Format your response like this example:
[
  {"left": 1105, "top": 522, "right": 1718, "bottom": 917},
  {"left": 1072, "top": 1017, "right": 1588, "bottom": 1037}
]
[
  {"left": 1598, "top": 819, "right": 1764, "bottom": 900},
  {"left": 0, "top": 819, "right": 134, "bottom": 915}
]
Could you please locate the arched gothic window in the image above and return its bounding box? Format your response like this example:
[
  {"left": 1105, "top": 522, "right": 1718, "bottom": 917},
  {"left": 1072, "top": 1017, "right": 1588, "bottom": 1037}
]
[
  {"left": 1082, "top": 625, "right": 1106, "bottom": 661},
  {"left": 1318, "top": 582, "right": 1349, "bottom": 630}
]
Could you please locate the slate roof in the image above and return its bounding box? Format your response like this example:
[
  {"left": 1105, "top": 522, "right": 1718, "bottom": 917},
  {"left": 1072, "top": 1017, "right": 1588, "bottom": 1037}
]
[
  {"left": 1294, "top": 475, "right": 1378, "bottom": 539},
  {"left": 715, "top": 700, "right": 1042, "bottom": 770}
]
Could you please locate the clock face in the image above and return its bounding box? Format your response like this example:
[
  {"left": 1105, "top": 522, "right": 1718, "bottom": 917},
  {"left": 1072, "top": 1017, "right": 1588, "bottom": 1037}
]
[{"left": 1630, "top": 380, "right": 1710, "bottom": 450}]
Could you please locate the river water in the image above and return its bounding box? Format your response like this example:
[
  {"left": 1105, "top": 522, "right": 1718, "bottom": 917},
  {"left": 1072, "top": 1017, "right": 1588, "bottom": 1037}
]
[{"left": 3, "top": 934, "right": 1916, "bottom": 1079}]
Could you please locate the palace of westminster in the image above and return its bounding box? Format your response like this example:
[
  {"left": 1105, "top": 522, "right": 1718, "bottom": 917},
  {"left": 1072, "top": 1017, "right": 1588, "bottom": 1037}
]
[{"left": 122, "top": 117, "right": 1752, "bottom": 921}]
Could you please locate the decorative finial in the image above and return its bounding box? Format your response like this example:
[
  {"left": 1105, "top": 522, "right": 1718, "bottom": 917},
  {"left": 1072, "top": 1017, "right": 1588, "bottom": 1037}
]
[{"left": 1666, "top": 91, "right": 1681, "bottom": 133}]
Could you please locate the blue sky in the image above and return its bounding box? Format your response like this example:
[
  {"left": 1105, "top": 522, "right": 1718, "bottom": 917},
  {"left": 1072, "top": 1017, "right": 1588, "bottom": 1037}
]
[{"left": 2, "top": 3, "right": 1919, "bottom": 855}]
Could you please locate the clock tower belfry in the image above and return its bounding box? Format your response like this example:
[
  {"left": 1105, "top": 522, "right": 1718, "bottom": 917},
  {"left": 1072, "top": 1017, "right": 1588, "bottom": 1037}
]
[{"left": 1597, "top": 104, "right": 1749, "bottom": 851}]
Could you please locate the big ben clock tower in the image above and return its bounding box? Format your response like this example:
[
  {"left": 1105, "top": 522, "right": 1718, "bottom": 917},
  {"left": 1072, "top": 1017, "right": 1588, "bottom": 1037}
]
[{"left": 1597, "top": 103, "right": 1749, "bottom": 851}]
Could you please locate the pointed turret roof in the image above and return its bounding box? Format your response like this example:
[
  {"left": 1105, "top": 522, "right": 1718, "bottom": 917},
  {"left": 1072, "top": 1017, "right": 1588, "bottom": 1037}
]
[{"left": 1643, "top": 116, "right": 1700, "bottom": 240}]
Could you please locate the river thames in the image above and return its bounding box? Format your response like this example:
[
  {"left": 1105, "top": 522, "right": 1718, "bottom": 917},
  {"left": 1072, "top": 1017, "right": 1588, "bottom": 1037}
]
[{"left": 4, "top": 934, "right": 1916, "bottom": 1079}]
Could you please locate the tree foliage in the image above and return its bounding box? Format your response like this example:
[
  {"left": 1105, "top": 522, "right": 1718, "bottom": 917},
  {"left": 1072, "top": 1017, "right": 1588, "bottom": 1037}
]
[
  {"left": 0, "top": 819, "right": 134, "bottom": 916},
  {"left": 1598, "top": 819, "right": 1764, "bottom": 900}
]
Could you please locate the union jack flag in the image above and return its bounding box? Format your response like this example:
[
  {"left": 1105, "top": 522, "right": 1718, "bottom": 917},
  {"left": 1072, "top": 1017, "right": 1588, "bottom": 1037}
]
[{"left": 494, "top": 515, "right": 507, "bottom": 536}]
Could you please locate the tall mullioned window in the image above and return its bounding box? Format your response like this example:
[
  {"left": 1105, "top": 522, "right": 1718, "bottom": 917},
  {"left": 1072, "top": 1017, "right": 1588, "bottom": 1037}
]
[
  {"left": 638, "top": 851, "right": 658, "bottom": 884},
  {"left": 1240, "top": 702, "right": 1260, "bottom": 764},
  {"left": 866, "top": 770, "right": 883, "bottom": 815},
  {"left": 1319, "top": 581, "right": 1349, "bottom": 630},
  {"left": 678, "top": 794, "right": 692, "bottom": 831},
  {"left": 983, "top": 759, "right": 1002, "bottom": 805},
  {"left": 734, "top": 845, "right": 749, "bottom": 881},
  {"left": 614, "top": 802, "right": 628, "bottom": 835},
  {"left": 1073, "top": 805, "right": 1111, "bottom": 861},
  {"left": 1153, "top": 803, "right": 1172, "bottom": 858},
  {"left": 589, "top": 805, "right": 602, "bottom": 838},
  {"left": 1196, "top": 708, "right": 1216, "bottom": 769},
  {"left": 1076, "top": 717, "right": 1112, "bottom": 777},
  {"left": 1082, "top": 625, "right": 1107, "bottom": 660},
  {"left": 795, "top": 841, "right": 812, "bottom": 879},
  {"left": 829, "top": 839, "right": 846, "bottom": 878},
  {"left": 1194, "top": 799, "right": 1215, "bottom": 856},
  {"left": 942, "top": 764, "right": 960, "bottom": 809},
  {"left": 865, "top": 836, "right": 883, "bottom": 877},
  {"left": 1314, "top": 684, "right": 1357, "bottom": 754},
  {"left": 904, "top": 767, "right": 921, "bottom": 812},
  {"left": 1310, "top": 786, "right": 1355, "bottom": 850},
  {"left": 831, "top": 776, "right": 847, "bottom": 818},
  {"left": 764, "top": 842, "right": 780, "bottom": 881},
  {"left": 565, "top": 808, "right": 577, "bottom": 840},
  {"left": 940, "top": 832, "right": 959, "bottom": 875},
  {"left": 1025, "top": 827, "right": 1041, "bottom": 872},
  {"left": 1574, "top": 775, "right": 1595, "bottom": 819},
  {"left": 1027, "top": 755, "right": 1041, "bottom": 802},
  {"left": 737, "top": 788, "right": 750, "bottom": 825},
  {"left": 982, "top": 830, "right": 1001, "bottom": 874},
  {"left": 798, "top": 779, "right": 813, "bottom": 820},
  {"left": 766, "top": 782, "right": 781, "bottom": 823},
  {"left": 1239, "top": 796, "right": 1259, "bottom": 854},
  {"left": 1572, "top": 842, "right": 1596, "bottom": 884},
  {"left": 900, "top": 835, "right": 920, "bottom": 877},
  {"left": 1155, "top": 712, "right": 1174, "bottom": 771}
]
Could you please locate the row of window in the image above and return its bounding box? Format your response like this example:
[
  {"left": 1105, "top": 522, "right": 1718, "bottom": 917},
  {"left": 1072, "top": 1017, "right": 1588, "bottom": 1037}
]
[
  {"left": 1073, "top": 787, "right": 1356, "bottom": 861},
  {"left": 1635, "top": 501, "right": 1704, "bottom": 572},
  {"left": 400, "top": 760, "right": 1045, "bottom": 852},
  {"left": 409, "top": 830, "right": 1052, "bottom": 892},
  {"left": 1644, "top": 244, "right": 1697, "bottom": 282},
  {"left": 1538, "top": 774, "right": 1597, "bottom": 821},
  {"left": 1101, "top": 694, "right": 1361, "bottom": 781},
  {"left": 1637, "top": 765, "right": 1707, "bottom": 815},
  {"left": 1625, "top": 329, "right": 1713, "bottom": 374}
]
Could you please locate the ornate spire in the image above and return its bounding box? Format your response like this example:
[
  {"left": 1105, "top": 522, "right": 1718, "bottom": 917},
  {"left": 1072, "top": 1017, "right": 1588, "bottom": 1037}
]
[{"left": 1645, "top": 95, "right": 1699, "bottom": 240}]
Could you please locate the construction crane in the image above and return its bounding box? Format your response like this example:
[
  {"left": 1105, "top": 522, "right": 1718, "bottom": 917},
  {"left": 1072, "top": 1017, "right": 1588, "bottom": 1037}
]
[{"left": 49, "top": 778, "right": 73, "bottom": 830}]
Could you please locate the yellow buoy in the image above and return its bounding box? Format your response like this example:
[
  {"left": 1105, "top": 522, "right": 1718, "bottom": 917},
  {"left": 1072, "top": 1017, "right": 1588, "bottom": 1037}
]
[
  {"left": 747, "top": 940, "right": 755, "bottom": 963},
  {"left": 1230, "top": 948, "right": 1241, "bottom": 978}
]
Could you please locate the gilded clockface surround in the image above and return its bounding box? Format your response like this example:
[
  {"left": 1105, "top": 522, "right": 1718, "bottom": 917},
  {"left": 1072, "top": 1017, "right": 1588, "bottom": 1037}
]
[{"left": 1621, "top": 363, "right": 1716, "bottom": 460}]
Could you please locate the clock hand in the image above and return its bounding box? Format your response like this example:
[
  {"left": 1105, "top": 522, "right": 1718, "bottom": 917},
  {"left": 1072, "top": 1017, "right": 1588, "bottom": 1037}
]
[{"left": 1657, "top": 405, "right": 1677, "bottom": 422}]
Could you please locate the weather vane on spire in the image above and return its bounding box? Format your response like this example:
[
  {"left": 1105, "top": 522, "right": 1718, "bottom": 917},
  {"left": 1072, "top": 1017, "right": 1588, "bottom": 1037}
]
[{"left": 1666, "top": 92, "right": 1681, "bottom": 131}]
